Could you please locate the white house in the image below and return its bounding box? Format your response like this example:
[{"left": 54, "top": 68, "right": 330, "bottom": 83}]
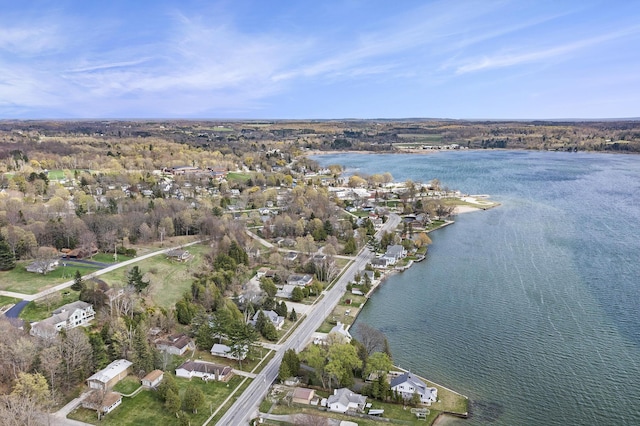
[
  {"left": 87, "top": 359, "right": 133, "bottom": 391},
  {"left": 30, "top": 301, "right": 95, "bottom": 338},
  {"left": 390, "top": 372, "right": 438, "bottom": 405},
  {"left": 327, "top": 388, "right": 367, "bottom": 413},
  {"left": 382, "top": 245, "right": 407, "bottom": 265},
  {"left": 249, "top": 310, "right": 285, "bottom": 330},
  {"left": 25, "top": 258, "right": 59, "bottom": 274},
  {"left": 175, "top": 360, "right": 234, "bottom": 382},
  {"left": 210, "top": 343, "right": 247, "bottom": 360}
]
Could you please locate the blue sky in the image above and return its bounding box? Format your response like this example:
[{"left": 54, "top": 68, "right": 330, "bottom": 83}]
[{"left": 1, "top": 0, "right": 639, "bottom": 119}]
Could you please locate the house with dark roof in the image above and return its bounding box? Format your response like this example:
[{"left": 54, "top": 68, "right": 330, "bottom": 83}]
[
  {"left": 390, "top": 372, "right": 438, "bottom": 405},
  {"left": 166, "top": 249, "right": 192, "bottom": 262},
  {"left": 175, "top": 361, "right": 234, "bottom": 382},
  {"left": 155, "top": 333, "right": 195, "bottom": 356}
]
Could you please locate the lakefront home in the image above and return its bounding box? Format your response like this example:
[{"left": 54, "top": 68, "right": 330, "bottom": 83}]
[
  {"left": 390, "top": 372, "right": 438, "bottom": 405},
  {"left": 30, "top": 301, "right": 95, "bottom": 339},
  {"left": 326, "top": 388, "right": 367, "bottom": 413}
]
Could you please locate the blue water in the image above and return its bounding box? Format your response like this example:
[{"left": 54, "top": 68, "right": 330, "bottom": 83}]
[{"left": 313, "top": 151, "right": 640, "bottom": 425}]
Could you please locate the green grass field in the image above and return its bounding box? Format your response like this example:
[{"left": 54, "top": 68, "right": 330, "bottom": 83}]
[
  {"left": 113, "top": 376, "right": 142, "bottom": 395},
  {"left": 19, "top": 290, "right": 81, "bottom": 322},
  {"left": 97, "top": 243, "right": 209, "bottom": 308},
  {"left": 0, "top": 263, "right": 100, "bottom": 294},
  {"left": 68, "top": 375, "right": 245, "bottom": 426},
  {"left": 0, "top": 296, "right": 20, "bottom": 310},
  {"left": 226, "top": 172, "right": 251, "bottom": 182}
]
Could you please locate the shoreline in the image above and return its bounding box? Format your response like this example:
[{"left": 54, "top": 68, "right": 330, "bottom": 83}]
[{"left": 340, "top": 216, "right": 472, "bottom": 425}]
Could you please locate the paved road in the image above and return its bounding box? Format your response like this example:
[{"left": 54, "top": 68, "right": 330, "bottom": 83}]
[
  {"left": 214, "top": 214, "right": 401, "bottom": 425},
  {"left": 0, "top": 240, "right": 205, "bottom": 303},
  {"left": 3, "top": 300, "right": 29, "bottom": 318}
]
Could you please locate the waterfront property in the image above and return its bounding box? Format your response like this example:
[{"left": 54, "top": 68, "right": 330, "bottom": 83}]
[
  {"left": 326, "top": 388, "right": 367, "bottom": 413},
  {"left": 390, "top": 372, "right": 438, "bottom": 405}
]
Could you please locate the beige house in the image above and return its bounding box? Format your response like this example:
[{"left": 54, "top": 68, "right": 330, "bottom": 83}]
[
  {"left": 87, "top": 359, "right": 132, "bottom": 391},
  {"left": 82, "top": 391, "right": 122, "bottom": 415},
  {"left": 141, "top": 370, "right": 164, "bottom": 388}
]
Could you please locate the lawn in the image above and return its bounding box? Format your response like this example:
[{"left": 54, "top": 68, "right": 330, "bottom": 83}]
[
  {"left": 97, "top": 243, "right": 209, "bottom": 309},
  {"left": 19, "top": 290, "right": 81, "bottom": 322},
  {"left": 227, "top": 172, "right": 251, "bottom": 182},
  {"left": 113, "top": 376, "right": 142, "bottom": 395},
  {"left": 68, "top": 375, "right": 246, "bottom": 426},
  {"left": 0, "top": 262, "right": 100, "bottom": 295},
  {"left": 0, "top": 295, "right": 20, "bottom": 308}
]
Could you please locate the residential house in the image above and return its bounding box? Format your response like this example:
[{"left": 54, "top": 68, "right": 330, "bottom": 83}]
[
  {"left": 390, "top": 372, "right": 438, "bottom": 405},
  {"left": 382, "top": 245, "right": 407, "bottom": 265},
  {"left": 256, "top": 267, "right": 270, "bottom": 278},
  {"left": 30, "top": 301, "right": 95, "bottom": 339},
  {"left": 284, "top": 251, "right": 298, "bottom": 262},
  {"left": 287, "top": 274, "right": 313, "bottom": 287},
  {"left": 327, "top": 388, "right": 367, "bottom": 413},
  {"left": 328, "top": 322, "right": 352, "bottom": 343},
  {"left": 87, "top": 359, "right": 132, "bottom": 391},
  {"left": 166, "top": 249, "right": 192, "bottom": 262},
  {"left": 175, "top": 361, "right": 234, "bottom": 382},
  {"left": 141, "top": 370, "right": 164, "bottom": 388},
  {"left": 249, "top": 310, "right": 285, "bottom": 330},
  {"left": 155, "top": 333, "right": 195, "bottom": 356},
  {"left": 25, "top": 258, "right": 59, "bottom": 274},
  {"left": 82, "top": 391, "right": 122, "bottom": 415},
  {"left": 292, "top": 387, "right": 315, "bottom": 405},
  {"left": 211, "top": 343, "right": 247, "bottom": 361},
  {"left": 276, "top": 284, "right": 296, "bottom": 299},
  {"left": 370, "top": 257, "right": 391, "bottom": 269}
]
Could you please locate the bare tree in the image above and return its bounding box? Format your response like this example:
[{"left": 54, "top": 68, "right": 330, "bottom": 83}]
[{"left": 356, "top": 323, "right": 389, "bottom": 356}]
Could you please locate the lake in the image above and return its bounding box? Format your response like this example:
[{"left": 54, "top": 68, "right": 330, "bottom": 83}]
[{"left": 313, "top": 151, "right": 640, "bottom": 425}]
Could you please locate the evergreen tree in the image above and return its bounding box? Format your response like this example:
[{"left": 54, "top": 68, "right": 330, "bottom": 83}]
[
  {"left": 158, "top": 373, "right": 179, "bottom": 401},
  {"left": 89, "top": 333, "right": 109, "bottom": 370},
  {"left": 291, "top": 286, "right": 304, "bottom": 302},
  {"left": 275, "top": 301, "right": 287, "bottom": 318},
  {"left": 289, "top": 308, "right": 297, "bottom": 321},
  {"left": 261, "top": 320, "right": 278, "bottom": 341},
  {"left": 71, "top": 270, "right": 85, "bottom": 292},
  {"left": 282, "top": 349, "right": 300, "bottom": 377},
  {"left": 183, "top": 385, "right": 204, "bottom": 413},
  {"left": 127, "top": 266, "right": 149, "bottom": 293},
  {"left": 0, "top": 236, "right": 16, "bottom": 270},
  {"left": 132, "top": 326, "right": 155, "bottom": 375}
]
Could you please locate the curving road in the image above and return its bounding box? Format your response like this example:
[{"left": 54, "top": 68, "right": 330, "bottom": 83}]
[{"left": 213, "top": 213, "right": 400, "bottom": 425}]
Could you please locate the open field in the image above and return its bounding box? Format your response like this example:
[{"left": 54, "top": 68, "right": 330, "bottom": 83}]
[
  {"left": 97, "top": 243, "right": 210, "bottom": 308},
  {"left": 69, "top": 374, "right": 246, "bottom": 426},
  {"left": 0, "top": 262, "right": 100, "bottom": 295}
]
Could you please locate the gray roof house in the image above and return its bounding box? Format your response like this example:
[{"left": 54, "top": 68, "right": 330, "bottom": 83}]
[
  {"left": 287, "top": 274, "right": 313, "bottom": 287},
  {"left": 390, "top": 372, "right": 438, "bottom": 405},
  {"left": 30, "top": 301, "right": 95, "bottom": 339},
  {"left": 249, "top": 310, "right": 285, "bottom": 330},
  {"left": 327, "top": 388, "right": 367, "bottom": 413},
  {"left": 383, "top": 244, "right": 407, "bottom": 265}
]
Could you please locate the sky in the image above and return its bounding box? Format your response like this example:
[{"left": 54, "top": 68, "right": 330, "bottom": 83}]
[{"left": 1, "top": 0, "right": 639, "bottom": 120}]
